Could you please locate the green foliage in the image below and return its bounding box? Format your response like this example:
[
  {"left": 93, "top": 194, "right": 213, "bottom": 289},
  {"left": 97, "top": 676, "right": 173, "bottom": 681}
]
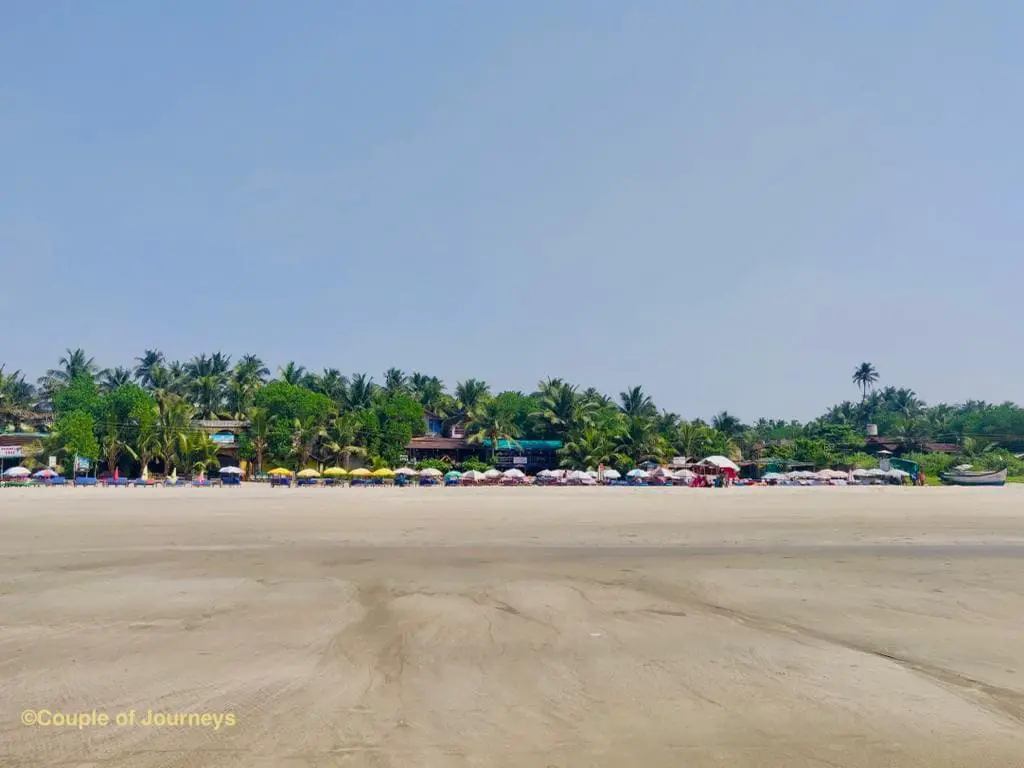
[
  {"left": 457, "top": 458, "right": 493, "bottom": 473},
  {"left": 375, "top": 394, "right": 425, "bottom": 466},
  {"left": 51, "top": 410, "right": 99, "bottom": 469},
  {"left": 416, "top": 458, "right": 451, "bottom": 471},
  {"left": 255, "top": 381, "right": 335, "bottom": 424},
  {"left": 52, "top": 374, "right": 101, "bottom": 418},
  {"left": 842, "top": 452, "right": 878, "bottom": 469},
  {"left": 903, "top": 452, "right": 956, "bottom": 479}
]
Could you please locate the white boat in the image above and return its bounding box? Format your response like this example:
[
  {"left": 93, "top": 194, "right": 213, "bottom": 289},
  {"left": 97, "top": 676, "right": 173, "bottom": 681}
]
[{"left": 939, "top": 468, "right": 1007, "bottom": 487}]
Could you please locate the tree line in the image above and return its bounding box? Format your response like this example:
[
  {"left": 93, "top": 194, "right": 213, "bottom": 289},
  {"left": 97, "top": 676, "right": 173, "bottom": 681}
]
[{"left": 2, "top": 351, "right": 1024, "bottom": 477}]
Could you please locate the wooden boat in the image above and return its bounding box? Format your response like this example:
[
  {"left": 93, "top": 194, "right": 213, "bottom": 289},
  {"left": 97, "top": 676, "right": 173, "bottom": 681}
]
[{"left": 939, "top": 468, "right": 1007, "bottom": 487}]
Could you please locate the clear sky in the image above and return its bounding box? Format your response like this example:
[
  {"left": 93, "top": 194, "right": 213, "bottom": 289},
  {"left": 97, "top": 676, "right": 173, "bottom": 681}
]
[{"left": 2, "top": 1, "right": 1022, "bottom": 421}]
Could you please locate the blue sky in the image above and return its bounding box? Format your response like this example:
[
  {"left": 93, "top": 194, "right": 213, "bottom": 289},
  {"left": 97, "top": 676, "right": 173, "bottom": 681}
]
[{"left": 2, "top": 1, "right": 1022, "bottom": 420}]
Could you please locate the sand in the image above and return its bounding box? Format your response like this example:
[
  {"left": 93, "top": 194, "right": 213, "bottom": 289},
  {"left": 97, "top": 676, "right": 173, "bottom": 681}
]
[{"left": 2, "top": 485, "right": 1023, "bottom": 767}]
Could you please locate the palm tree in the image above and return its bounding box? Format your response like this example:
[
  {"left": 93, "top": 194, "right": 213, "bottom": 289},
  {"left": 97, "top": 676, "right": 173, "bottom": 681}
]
[
  {"left": 188, "top": 374, "right": 224, "bottom": 419},
  {"left": 99, "top": 367, "right": 133, "bottom": 394},
  {"left": 234, "top": 355, "right": 270, "bottom": 387},
  {"left": 318, "top": 414, "right": 366, "bottom": 469},
  {"left": 533, "top": 381, "right": 594, "bottom": 441},
  {"left": 133, "top": 349, "right": 165, "bottom": 389},
  {"left": 346, "top": 373, "right": 376, "bottom": 410},
  {"left": 246, "top": 407, "right": 274, "bottom": 474},
  {"left": 277, "top": 362, "right": 308, "bottom": 386},
  {"left": 559, "top": 427, "right": 614, "bottom": 470},
  {"left": 49, "top": 348, "right": 100, "bottom": 384},
  {"left": 291, "top": 416, "right": 320, "bottom": 469},
  {"left": 615, "top": 416, "right": 663, "bottom": 465},
  {"left": 455, "top": 379, "right": 491, "bottom": 415},
  {"left": 126, "top": 406, "right": 160, "bottom": 477},
  {"left": 852, "top": 362, "right": 879, "bottom": 402},
  {"left": 383, "top": 368, "right": 409, "bottom": 396},
  {"left": 674, "top": 421, "right": 713, "bottom": 459},
  {"left": 711, "top": 411, "right": 744, "bottom": 437},
  {"left": 618, "top": 386, "right": 656, "bottom": 420},
  {"left": 158, "top": 400, "right": 194, "bottom": 474},
  {"left": 465, "top": 400, "right": 520, "bottom": 461},
  {"left": 309, "top": 368, "right": 348, "bottom": 405},
  {"left": 0, "top": 366, "right": 37, "bottom": 429},
  {"left": 412, "top": 376, "right": 446, "bottom": 415}
]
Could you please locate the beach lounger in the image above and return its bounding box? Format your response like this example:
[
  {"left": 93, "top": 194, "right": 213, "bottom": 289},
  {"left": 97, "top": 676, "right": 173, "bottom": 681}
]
[{"left": 74, "top": 477, "right": 98, "bottom": 487}]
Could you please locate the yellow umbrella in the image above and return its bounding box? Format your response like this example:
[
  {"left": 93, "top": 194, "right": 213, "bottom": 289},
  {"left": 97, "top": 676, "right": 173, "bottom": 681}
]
[
  {"left": 268, "top": 467, "right": 293, "bottom": 476},
  {"left": 372, "top": 467, "right": 395, "bottom": 477},
  {"left": 296, "top": 468, "right": 321, "bottom": 478},
  {"left": 323, "top": 467, "right": 348, "bottom": 477},
  {"left": 349, "top": 467, "right": 372, "bottom": 477}
]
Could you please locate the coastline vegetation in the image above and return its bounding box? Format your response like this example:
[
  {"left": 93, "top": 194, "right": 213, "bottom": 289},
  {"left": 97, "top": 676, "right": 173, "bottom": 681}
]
[{"left": 2, "top": 350, "right": 1023, "bottom": 478}]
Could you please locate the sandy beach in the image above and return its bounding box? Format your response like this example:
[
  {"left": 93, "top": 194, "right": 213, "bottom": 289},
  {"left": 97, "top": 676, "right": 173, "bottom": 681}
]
[{"left": 2, "top": 485, "right": 1023, "bottom": 767}]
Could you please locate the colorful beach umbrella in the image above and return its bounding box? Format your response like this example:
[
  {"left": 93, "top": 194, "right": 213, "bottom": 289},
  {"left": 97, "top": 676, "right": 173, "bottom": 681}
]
[
  {"left": 33, "top": 468, "right": 58, "bottom": 478},
  {"left": 444, "top": 470, "right": 462, "bottom": 480}
]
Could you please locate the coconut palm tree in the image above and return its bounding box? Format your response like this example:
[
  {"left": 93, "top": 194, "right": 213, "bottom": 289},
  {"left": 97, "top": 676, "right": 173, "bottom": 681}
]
[
  {"left": 246, "top": 407, "right": 274, "bottom": 474},
  {"left": 346, "top": 373, "right": 377, "bottom": 410},
  {"left": 614, "top": 416, "right": 663, "bottom": 465},
  {"left": 99, "top": 367, "right": 133, "bottom": 394},
  {"left": 618, "top": 386, "right": 656, "bottom": 420},
  {"left": 158, "top": 400, "right": 194, "bottom": 474},
  {"left": 559, "top": 427, "right": 615, "bottom": 470},
  {"left": 133, "top": 349, "right": 165, "bottom": 389},
  {"left": 852, "top": 362, "right": 879, "bottom": 402},
  {"left": 711, "top": 411, "right": 744, "bottom": 438},
  {"left": 383, "top": 368, "right": 409, "bottom": 396},
  {"left": 533, "top": 381, "right": 594, "bottom": 441},
  {"left": 188, "top": 374, "right": 224, "bottom": 419},
  {"left": 48, "top": 348, "right": 100, "bottom": 384},
  {"left": 318, "top": 413, "right": 366, "bottom": 469},
  {"left": 126, "top": 406, "right": 161, "bottom": 477},
  {"left": 291, "top": 416, "right": 323, "bottom": 469},
  {"left": 277, "top": 362, "right": 308, "bottom": 386},
  {"left": 308, "top": 368, "right": 348, "bottom": 406},
  {"left": 455, "top": 379, "right": 491, "bottom": 415},
  {"left": 465, "top": 400, "right": 520, "bottom": 461},
  {"left": 0, "top": 367, "right": 37, "bottom": 430}
]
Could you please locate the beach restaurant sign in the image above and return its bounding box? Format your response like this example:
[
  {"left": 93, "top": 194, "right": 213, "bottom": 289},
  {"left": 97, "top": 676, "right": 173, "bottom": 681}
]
[{"left": 0, "top": 446, "right": 24, "bottom": 458}]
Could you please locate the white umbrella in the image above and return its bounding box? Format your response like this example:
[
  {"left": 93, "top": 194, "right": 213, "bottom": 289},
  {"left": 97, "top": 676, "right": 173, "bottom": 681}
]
[
  {"left": 674, "top": 469, "right": 697, "bottom": 481},
  {"left": 483, "top": 468, "right": 502, "bottom": 479},
  {"left": 219, "top": 466, "right": 243, "bottom": 475},
  {"left": 419, "top": 467, "right": 443, "bottom": 477},
  {"left": 33, "top": 468, "right": 58, "bottom": 478},
  {"left": 461, "top": 470, "right": 486, "bottom": 482},
  {"left": 852, "top": 468, "right": 871, "bottom": 477},
  {"left": 394, "top": 467, "right": 417, "bottom": 476},
  {"left": 600, "top": 468, "right": 621, "bottom": 480},
  {"left": 502, "top": 468, "right": 525, "bottom": 479},
  {"left": 626, "top": 468, "right": 649, "bottom": 478},
  {"left": 579, "top": 475, "right": 598, "bottom": 485},
  {"left": 3, "top": 466, "right": 30, "bottom": 477},
  {"left": 567, "top": 470, "right": 590, "bottom": 481},
  {"left": 699, "top": 455, "right": 741, "bottom": 472},
  {"left": 536, "top": 469, "right": 553, "bottom": 477},
  {"left": 651, "top": 467, "right": 674, "bottom": 477},
  {"left": 761, "top": 472, "right": 784, "bottom": 481},
  {"left": 586, "top": 470, "right": 600, "bottom": 478}
]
